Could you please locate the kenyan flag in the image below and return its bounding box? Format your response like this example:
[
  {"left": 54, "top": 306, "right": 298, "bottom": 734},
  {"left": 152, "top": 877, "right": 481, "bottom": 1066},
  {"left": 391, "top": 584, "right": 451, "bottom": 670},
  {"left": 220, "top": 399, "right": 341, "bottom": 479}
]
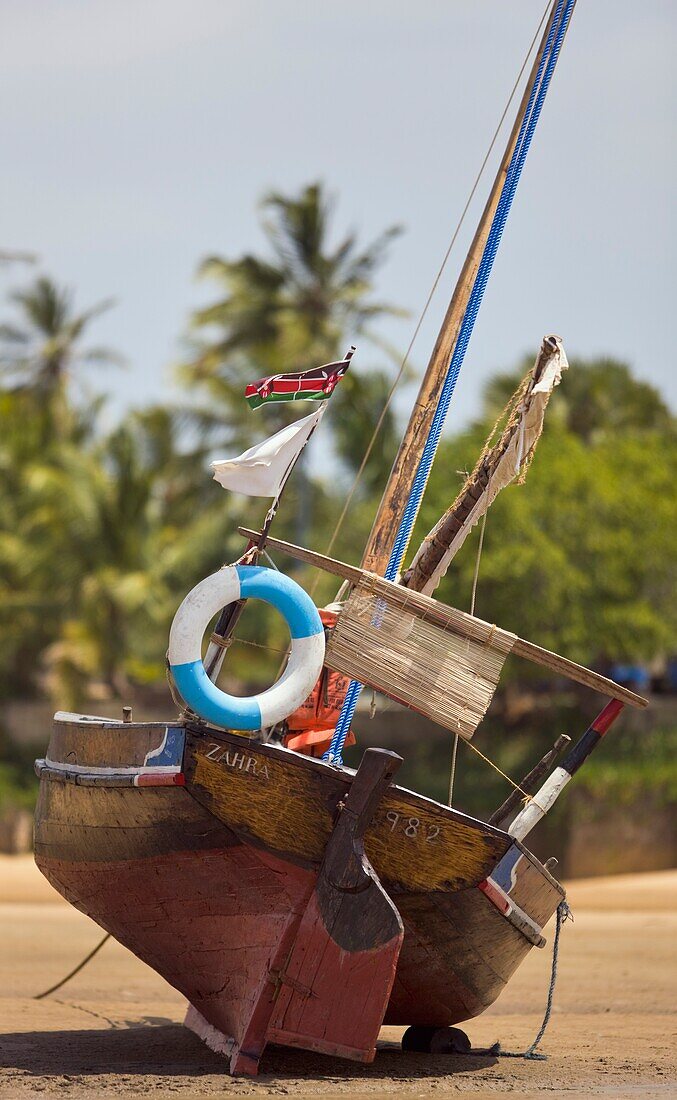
[{"left": 245, "top": 347, "right": 355, "bottom": 410}]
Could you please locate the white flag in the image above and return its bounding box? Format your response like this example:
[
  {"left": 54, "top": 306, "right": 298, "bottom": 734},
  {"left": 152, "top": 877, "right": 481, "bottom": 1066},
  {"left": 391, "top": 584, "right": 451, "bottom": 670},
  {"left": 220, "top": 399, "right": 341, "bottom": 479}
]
[{"left": 210, "top": 406, "right": 325, "bottom": 498}]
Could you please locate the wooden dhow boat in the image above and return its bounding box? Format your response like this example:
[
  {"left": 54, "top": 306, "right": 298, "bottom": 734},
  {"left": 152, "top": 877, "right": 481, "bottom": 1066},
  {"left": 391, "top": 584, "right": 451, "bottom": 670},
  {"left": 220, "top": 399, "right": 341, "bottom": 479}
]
[{"left": 34, "top": 0, "right": 647, "bottom": 1076}]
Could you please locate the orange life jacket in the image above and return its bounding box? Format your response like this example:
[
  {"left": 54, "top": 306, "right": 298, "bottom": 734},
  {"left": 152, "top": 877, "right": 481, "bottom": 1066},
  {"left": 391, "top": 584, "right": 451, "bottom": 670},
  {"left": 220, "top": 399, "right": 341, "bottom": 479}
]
[{"left": 283, "top": 609, "right": 355, "bottom": 757}]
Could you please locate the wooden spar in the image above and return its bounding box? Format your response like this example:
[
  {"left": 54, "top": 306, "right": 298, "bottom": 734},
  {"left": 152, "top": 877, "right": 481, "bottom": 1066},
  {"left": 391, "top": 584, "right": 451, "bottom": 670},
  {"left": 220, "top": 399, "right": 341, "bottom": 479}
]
[
  {"left": 488, "top": 733, "right": 571, "bottom": 828},
  {"left": 238, "top": 527, "right": 364, "bottom": 583},
  {"left": 508, "top": 636, "right": 647, "bottom": 707},
  {"left": 237, "top": 527, "right": 649, "bottom": 710},
  {"left": 360, "top": 1, "right": 564, "bottom": 575},
  {"left": 403, "top": 335, "right": 561, "bottom": 594},
  {"left": 508, "top": 700, "right": 626, "bottom": 841}
]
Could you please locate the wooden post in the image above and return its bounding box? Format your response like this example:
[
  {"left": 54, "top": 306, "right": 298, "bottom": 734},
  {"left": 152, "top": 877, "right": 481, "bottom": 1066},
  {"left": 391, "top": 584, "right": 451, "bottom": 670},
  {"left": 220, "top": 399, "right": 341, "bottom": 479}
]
[
  {"left": 266, "top": 748, "right": 405, "bottom": 1064},
  {"left": 360, "top": 1, "right": 563, "bottom": 575},
  {"left": 403, "top": 335, "right": 560, "bottom": 594},
  {"left": 508, "top": 700, "right": 625, "bottom": 841},
  {"left": 488, "top": 733, "right": 571, "bottom": 828},
  {"left": 236, "top": 529, "right": 649, "bottom": 711}
]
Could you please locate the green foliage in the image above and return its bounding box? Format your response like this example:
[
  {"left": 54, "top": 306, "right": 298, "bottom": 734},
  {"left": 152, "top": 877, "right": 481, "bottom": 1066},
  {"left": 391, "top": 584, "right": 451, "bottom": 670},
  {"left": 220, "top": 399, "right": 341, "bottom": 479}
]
[
  {"left": 0, "top": 761, "right": 36, "bottom": 811},
  {"left": 0, "top": 191, "right": 675, "bottom": 830},
  {"left": 484, "top": 356, "right": 673, "bottom": 444},
  {"left": 572, "top": 725, "right": 677, "bottom": 806},
  {"left": 0, "top": 275, "right": 120, "bottom": 445},
  {"left": 413, "top": 362, "right": 676, "bottom": 666},
  {"left": 179, "top": 182, "right": 403, "bottom": 485},
  {"left": 0, "top": 723, "right": 37, "bottom": 811}
]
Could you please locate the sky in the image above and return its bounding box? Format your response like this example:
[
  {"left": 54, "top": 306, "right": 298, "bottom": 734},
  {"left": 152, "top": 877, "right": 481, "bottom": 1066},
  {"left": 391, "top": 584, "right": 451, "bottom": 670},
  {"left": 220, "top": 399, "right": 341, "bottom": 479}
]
[{"left": 1, "top": 0, "right": 675, "bottom": 434}]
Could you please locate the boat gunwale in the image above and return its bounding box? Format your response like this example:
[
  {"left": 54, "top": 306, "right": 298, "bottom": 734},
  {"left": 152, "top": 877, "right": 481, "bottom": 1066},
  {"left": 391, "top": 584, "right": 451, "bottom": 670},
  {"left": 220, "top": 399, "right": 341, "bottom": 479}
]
[{"left": 42, "top": 712, "right": 564, "bottom": 894}]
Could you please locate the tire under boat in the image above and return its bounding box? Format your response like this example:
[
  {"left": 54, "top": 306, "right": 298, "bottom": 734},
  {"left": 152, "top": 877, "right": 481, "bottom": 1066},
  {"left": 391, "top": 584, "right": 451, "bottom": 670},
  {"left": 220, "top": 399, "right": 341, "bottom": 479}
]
[{"left": 34, "top": 712, "right": 564, "bottom": 1074}]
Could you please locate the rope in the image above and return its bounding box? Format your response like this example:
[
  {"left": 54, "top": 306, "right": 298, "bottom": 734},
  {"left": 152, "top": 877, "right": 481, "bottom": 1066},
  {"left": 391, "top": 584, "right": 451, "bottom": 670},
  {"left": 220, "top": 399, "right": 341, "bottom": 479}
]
[
  {"left": 469, "top": 511, "right": 488, "bottom": 619},
  {"left": 314, "top": 0, "right": 553, "bottom": 577},
  {"left": 492, "top": 899, "right": 573, "bottom": 1060},
  {"left": 34, "top": 932, "right": 111, "bottom": 1000},
  {"left": 462, "top": 737, "right": 532, "bottom": 802},
  {"left": 326, "top": 0, "right": 575, "bottom": 766},
  {"left": 448, "top": 510, "right": 488, "bottom": 805},
  {"left": 231, "top": 636, "right": 286, "bottom": 655},
  {"left": 447, "top": 735, "right": 460, "bottom": 806}
]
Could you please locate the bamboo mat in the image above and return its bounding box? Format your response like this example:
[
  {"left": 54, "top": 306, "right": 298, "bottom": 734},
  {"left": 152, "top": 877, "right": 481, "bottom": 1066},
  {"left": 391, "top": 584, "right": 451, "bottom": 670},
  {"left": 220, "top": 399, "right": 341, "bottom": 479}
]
[{"left": 326, "top": 573, "right": 515, "bottom": 739}]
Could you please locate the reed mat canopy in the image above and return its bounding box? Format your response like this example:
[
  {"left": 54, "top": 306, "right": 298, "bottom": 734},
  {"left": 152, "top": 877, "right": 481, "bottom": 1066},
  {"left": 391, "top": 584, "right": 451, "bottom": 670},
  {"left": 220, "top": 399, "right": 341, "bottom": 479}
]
[{"left": 325, "top": 573, "right": 516, "bottom": 740}]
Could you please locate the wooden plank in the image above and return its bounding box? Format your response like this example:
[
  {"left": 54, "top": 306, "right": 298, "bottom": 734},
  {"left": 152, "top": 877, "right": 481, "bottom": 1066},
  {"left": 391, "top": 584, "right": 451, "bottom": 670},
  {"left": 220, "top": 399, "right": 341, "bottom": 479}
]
[
  {"left": 238, "top": 527, "right": 362, "bottom": 583},
  {"left": 238, "top": 528, "right": 648, "bottom": 709},
  {"left": 359, "top": 3, "right": 566, "bottom": 575},
  {"left": 511, "top": 637, "right": 648, "bottom": 709},
  {"left": 184, "top": 729, "right": 509, "bottom": 892}
]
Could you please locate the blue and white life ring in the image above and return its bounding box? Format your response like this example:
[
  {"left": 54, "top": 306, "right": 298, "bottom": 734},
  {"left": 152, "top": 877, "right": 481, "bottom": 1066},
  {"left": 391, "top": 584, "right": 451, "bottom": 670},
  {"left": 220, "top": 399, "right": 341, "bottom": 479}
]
[{"left": 168, "top": 564, "right": 325, "bottom": 731}]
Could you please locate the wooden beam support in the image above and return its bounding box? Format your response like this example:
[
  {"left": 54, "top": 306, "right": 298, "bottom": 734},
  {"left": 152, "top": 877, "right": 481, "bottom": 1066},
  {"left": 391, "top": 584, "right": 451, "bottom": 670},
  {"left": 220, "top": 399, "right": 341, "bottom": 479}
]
[
  {"left": 360, "top": 2, "right": 565, "bottom": 575},
  {"left": 509, "top": 638, "right": 647, "bottom": 709},
  {"left": 238, "top": 529, "right": 648, "bottom": 710},
  {"left": 238, "top": 527, "right": 363, "bottom": 584}
]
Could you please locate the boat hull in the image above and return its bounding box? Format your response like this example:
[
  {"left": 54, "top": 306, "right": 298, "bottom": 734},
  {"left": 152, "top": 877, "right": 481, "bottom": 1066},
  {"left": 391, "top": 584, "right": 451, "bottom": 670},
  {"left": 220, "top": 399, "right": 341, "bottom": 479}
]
[{"left": 35, "top": 714, "right": 564, "bottom": 1073}]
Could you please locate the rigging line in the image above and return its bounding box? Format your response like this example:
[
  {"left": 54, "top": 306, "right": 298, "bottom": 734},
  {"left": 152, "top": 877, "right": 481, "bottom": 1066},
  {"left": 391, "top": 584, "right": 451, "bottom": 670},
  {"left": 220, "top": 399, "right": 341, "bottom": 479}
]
[
  {"left": 34, "top": 933, "right": 111, "bottom": 1000},
  {"left": 315, "top": 0, "right": 552, "bottom": 574},
  {"left": 462, "top": 736, "right": 532, "bottom": 802},
  {"left": 230, "top": 636, "right": 287, "bottom": 655},
  {"left": 326, "top": 0, "right": 575, "bottom": 766},
  {"left": 469, "top": 510, "right": 488, "bottom": 619},
  {"left": 447, "top": 735, "right": 460, "bottom": 807},
  {"left": 448, "top": 509, "right": 488, "bottom": 805}
]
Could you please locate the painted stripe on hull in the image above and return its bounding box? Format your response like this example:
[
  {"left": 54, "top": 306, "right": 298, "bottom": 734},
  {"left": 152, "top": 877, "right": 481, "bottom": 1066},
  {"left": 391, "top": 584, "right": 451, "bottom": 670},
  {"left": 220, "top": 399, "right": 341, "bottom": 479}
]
[{"left": 478, "top": 877, "right": 546, "bottom": 947}]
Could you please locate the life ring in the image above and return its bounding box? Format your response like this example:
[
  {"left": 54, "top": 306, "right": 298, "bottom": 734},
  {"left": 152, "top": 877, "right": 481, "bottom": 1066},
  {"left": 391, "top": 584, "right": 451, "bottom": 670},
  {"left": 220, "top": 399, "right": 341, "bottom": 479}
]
[{"left": 168, "top": 565, "right": 325, "bottom": 731}]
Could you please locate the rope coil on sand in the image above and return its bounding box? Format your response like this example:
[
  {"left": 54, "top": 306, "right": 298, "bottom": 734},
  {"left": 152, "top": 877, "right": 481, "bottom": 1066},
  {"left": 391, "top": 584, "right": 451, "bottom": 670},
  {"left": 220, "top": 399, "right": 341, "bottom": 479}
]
[{"left": 494, "top": 899, "right": 573, "bottom": 1060}]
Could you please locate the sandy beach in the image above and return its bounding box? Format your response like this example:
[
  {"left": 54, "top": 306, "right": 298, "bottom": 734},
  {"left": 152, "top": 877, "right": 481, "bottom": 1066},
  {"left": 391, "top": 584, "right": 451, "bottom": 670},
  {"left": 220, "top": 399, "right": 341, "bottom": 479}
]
[{"left": 0, "top": 856, "right": 674, "bottom": 1099}]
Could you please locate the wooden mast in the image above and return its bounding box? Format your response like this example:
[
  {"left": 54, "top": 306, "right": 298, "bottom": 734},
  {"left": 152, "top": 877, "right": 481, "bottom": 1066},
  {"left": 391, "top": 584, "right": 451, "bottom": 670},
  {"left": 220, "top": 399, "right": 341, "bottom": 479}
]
[{"left": 361, "top": 1, "right": 561, "bottom": 574}]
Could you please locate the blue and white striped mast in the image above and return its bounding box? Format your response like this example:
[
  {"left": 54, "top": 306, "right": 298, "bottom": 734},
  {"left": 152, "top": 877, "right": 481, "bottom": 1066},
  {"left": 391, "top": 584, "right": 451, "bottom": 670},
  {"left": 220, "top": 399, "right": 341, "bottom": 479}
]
[{"left": 326, "top": 0, "right": 577, "bottom": 765}]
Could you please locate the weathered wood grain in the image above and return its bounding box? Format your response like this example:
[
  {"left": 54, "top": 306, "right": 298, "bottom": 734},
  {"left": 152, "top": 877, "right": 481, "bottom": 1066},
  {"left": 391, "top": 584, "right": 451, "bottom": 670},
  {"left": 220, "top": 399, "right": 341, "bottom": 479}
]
[
  {"left": 359, "top": 2, "right": 567, "bottom": 575},
  {"left": 184, "top": 729, "right": 509, "bottom": 892},
  {"left": 384, "top": 886, "right": 535, "bottom": 1026},
  {"left": 269, "top": 749, "right": 404, "bottom": 1064},
  {"left": 34, "top": 777, "right": 237, "bottom": 862},
  {"left": 237, "top": 529, "right": 647, "bottom": 709},
  {"left": 46, "top": 718, "right": 171, "bottom": 769},
  {"left": 506, "top": 845, "right": 565, "bottom": 927},
  {"left": 37, "top": 834, "right": 314, "bottom": 1072}
]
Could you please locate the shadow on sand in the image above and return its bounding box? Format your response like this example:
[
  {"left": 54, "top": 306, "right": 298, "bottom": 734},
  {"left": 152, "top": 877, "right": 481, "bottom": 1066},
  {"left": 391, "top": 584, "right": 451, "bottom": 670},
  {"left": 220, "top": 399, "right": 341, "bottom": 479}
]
[{"left": 1, "top": 1021, "right": 498, "bottom": 1083}]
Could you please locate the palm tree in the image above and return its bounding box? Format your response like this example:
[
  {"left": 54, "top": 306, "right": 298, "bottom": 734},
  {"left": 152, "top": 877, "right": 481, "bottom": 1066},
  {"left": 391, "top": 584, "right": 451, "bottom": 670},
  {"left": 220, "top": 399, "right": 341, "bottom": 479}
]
[
  {"left": 180, "top": 183, "right": 404, "bottom": 488},
  {"left": 0, "top": 275, "right": 120, "bottom": 441},
  {"left": 20, "top": 410, "right": 232, "bottom": 706}
]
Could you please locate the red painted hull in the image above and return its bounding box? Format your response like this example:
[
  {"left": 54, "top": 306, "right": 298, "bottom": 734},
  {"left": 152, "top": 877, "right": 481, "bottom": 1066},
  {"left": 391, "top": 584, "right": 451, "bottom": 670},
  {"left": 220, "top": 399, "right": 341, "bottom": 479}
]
[{"left": 34, "top": 717, "right": 564, "bottom": 1074}]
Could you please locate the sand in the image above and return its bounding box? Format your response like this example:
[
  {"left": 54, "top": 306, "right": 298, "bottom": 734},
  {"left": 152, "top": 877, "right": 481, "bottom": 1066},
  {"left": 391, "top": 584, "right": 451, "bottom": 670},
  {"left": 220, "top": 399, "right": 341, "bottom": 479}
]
[{"left": 0, "top": 857, "right": 674, "bottom": 1099}]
